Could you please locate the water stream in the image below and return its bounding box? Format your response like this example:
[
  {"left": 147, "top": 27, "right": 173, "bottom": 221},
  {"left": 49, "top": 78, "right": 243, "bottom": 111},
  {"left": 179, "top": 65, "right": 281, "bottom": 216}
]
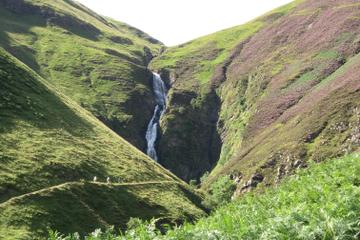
[{"left": 145, "top": 72, "right": 167, "bottom": 161}]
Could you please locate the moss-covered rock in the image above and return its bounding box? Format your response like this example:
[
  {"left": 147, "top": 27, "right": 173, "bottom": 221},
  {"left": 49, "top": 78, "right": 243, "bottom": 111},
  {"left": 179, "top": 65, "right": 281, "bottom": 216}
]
[{"left": 158, "top": 86, "right": 222, "bottom": 182}]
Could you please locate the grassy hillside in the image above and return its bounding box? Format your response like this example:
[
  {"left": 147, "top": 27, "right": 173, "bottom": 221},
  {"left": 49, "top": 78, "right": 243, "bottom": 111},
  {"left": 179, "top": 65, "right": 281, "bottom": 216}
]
[
  {"left": 149, "top": 0, "right": 360, "bottom": 188},
  {"left": 0, "top": 0, "right": 163, "bottom": 150},
  {"left": 0, "top": 48, "right": 206, "bottom": 239},
  {"left": 54, "top": 153, "right": 360, "bottom": 239},
  {"left": 207, "top": 0, "right": 360, "bottom": 190}
]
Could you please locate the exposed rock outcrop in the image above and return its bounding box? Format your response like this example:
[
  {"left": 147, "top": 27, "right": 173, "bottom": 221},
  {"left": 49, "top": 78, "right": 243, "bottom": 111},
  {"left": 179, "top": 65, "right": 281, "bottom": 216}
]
[{"left": 240, "top": 173, "right": 264, "bottom": 193}]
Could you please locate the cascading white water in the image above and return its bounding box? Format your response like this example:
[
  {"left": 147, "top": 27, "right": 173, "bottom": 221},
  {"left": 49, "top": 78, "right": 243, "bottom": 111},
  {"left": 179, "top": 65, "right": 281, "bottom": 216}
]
[{"left": 145, "top": 72, "right": 167, "bottom": 161}]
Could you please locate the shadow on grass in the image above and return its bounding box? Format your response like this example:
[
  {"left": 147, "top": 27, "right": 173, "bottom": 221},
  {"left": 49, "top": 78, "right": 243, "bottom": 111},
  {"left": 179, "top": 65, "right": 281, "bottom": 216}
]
[
  {"left": 178, "top": 184, "right": 210, "bottom": 215},
  {"left": 1, "top": 183, "right": 170, "bottom": 237},
  {"left": 0, "top": 0, "right": 101, "bottom": 42},
  {"left": 0, "top": 49, "right": 94, "bottom": 135}
]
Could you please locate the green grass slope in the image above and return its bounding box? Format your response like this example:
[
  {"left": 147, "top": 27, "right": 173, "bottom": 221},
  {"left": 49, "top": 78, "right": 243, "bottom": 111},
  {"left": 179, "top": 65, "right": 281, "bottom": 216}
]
[
  {"left": 0, "top": 48, "right": 206, "bottom": 239},
  {"left": 0, "top": 0, "right": 163, "bottom": 150},
  {"left": 56, "top": 153, "right": 360, "bottom": 239}
]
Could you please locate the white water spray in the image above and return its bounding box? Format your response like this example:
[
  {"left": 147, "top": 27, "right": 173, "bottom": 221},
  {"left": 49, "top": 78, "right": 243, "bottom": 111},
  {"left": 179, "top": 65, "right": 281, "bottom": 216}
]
[{"left": 145, "top": 73, "right": 167, "bottom": 161}]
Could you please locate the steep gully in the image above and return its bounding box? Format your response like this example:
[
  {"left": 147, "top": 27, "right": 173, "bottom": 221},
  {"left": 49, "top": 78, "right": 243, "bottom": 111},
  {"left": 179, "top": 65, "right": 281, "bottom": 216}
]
[
  {"left": 145, "top": 72, "right": 168, "bottom": 161},
  {"left": 143, "top": 40, "right": 248, "bottom": 179},
  {"left": 144, "top": 70, "right": 223, "bottom": 182},
  {"left": 149, "top": 39, "right": 252, "bottom": 182}
]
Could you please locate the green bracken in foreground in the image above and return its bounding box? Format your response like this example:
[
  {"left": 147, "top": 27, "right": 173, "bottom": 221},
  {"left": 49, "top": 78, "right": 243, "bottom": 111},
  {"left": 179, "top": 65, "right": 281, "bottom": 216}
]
[{"left": 53, "top": 153, "right": 360, "bottom": 239}]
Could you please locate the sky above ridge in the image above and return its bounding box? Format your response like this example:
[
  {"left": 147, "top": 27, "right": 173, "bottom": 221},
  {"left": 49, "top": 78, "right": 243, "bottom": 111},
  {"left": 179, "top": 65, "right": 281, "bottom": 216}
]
[{"left": 77, "top": 0, "right": 294, "bottom": 46}]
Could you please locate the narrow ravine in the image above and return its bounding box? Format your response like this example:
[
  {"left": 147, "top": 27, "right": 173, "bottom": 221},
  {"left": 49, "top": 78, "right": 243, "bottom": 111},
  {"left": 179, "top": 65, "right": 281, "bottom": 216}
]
[{"left": 145, "top": 72, "right": 168, "bottom": 161}]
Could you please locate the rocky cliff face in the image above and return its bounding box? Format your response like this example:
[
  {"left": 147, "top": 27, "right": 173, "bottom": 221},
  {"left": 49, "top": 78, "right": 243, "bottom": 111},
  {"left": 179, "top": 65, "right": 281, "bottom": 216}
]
[
  {"left": 150, "top": 0, "right": 360, "bottom": 189},
  {"left": 157, "top": 84, "right": 222, "bottom": 181}
]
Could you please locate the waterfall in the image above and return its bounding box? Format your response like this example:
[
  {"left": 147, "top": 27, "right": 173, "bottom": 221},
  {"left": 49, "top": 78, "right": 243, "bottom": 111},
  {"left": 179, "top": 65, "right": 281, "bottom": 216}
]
[{"left": 145, "top": 72, "right": 167, "bottom": 161}]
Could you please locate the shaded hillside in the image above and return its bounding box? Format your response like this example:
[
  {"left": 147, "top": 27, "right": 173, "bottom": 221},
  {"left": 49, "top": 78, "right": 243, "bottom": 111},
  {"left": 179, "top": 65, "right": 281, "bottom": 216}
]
[
  {"left": 0, "top": 48, "right": 206, "bottom": 239},
  {"left": 150, "top": 0, "right": 360, "bottom": 188},
  {"left": 0, "top": 0, "right": 163, "bottom": 150},
  {"left": 0, "top": 182, "right": 205, "bottom": 239}
]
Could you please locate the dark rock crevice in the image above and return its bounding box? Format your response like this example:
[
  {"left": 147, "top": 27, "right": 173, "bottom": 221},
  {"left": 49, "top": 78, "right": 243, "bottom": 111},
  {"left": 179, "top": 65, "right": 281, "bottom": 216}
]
[{"left": 154, "top": 86, "right": 222, "bottom": 182}]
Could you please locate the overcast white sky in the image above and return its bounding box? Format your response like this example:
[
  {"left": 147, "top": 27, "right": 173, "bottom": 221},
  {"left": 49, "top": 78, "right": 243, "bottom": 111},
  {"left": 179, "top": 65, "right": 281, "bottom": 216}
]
[{"left": 77, "top": 0, "right": 294, "bottom": 46}]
